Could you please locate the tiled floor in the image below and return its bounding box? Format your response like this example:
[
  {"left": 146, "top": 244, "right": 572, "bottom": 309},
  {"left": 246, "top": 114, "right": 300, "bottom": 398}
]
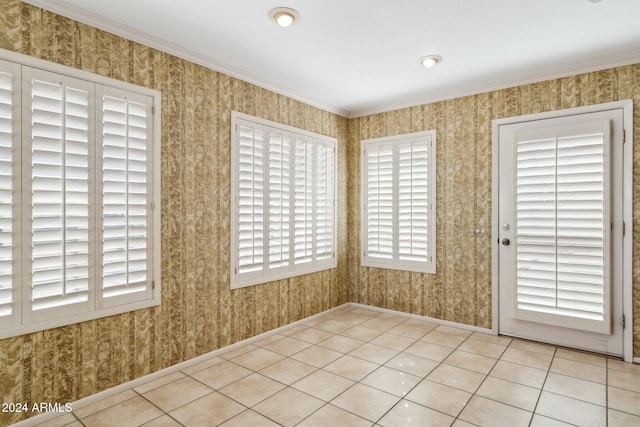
[{"left": 32, "top": 306, "right": 640, "bottom": 427}]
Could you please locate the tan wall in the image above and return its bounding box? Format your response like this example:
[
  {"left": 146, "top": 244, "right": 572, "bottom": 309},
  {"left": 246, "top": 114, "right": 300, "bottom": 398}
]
[
  {"left": 0, "top": 2, "right": 349, "bottom": 425},
  {"left": 347, "top": 67, "right": 640, "bottom": 356}
]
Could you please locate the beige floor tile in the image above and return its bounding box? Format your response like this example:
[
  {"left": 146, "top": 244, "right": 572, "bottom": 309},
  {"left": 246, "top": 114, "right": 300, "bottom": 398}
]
[
  {"left": 134, "top": 371, "right": 186, "bottom": 394},
  {"left": 384, "top": 351, "right": 439, "bottom": 377},
  {"left": 378, "top": 399, "right": 455, "bottom": 427},
  {"left": 554, "top": 348, "right": 606, "bottom": 367},
  {"left": 476, "top": 376, "right": 540, "bottom": 411},
  {"left": 608, "top": 368, "right": 640, "bottom": 393},
  {"left": 608, "top": 408, "right": 640, "bottom": 427},
  {"left": 543, "top": 372, "right": 606, "bottom": 405},
  {"left": 501, "top": 347, "right": 553, "bottom": 370},
  {"left": 607, "top": 359, "right": 640, "bottom": 375},
  {"left": 252, "top": 333, "right": 285, "bottom": 347},
  {"left": 536, "top": 391, "right": 606, "bottom": 427},
  {"left": 143, "top": 376, "right": 213, "bottom": 412},
  {"left": 420, "top": 330, "right": 466, "bottom": 348},
  {"left": 360, "top": 317, "right": 401, "bottom": 332},
  {"left": 218, "top": 409, "right": 280, "bottom": 427},
  {"left": 315, "top": 319, "right": 352, "bottom": 333},
  {"left": 261, "top": 336, "right": 312, "bottom": 356},
  {"left": 361, "top": 366, "right": 421, "bottom": 397},
  {"left": 317, "top": 334, "right": 365, "bottom": 353},
  {"left": 529, "top": 414, "right": 575, "bottom": 427},
  {"left": 73, "top": 389, "right": 137, "bottom": 418},
  {"left": 253, "top": 387, "right": 324, "bottom": 427},
  {"left": 293, "top": 369, "right": 355, "bottom": 401},
  {"left": 445, "top": 350, "right": 496, "bottom": 374},
  {"left": 427, "top": 363, "right": 486, "bottom": 393},
  {"left": 375, "top": 313, "right": 407, "bottom": 324},
  {"left": 297, "top": 404, "right": 371, "bottom": 427},
  {"left": 405, "top": 379, "right": 471, "bottom": 416},
  {"left": 260, "top": 358, "right": 317, "bottom": 385},
  {"left": 387, "top": 323, "right": 431, "bottom": 339},
  {"left": 141, "top": 415, "right": 183, "bottom": 426},
  {"left": 489, "top": 360, "right": 547, "bottom": 389},
  {"left": 459, "top": 395, "right": 532, "bottom": 427},
  {"left": 434, "top": 324, "right": 473, "bottom": 337},
  {"left": 458, "top": 338, "right": 506, "bottom": 359},
  {"left": 549, "top": 357, "right": 606, "bottom": 384},
  {"left": 470, "top": 332, "right": 512, "bottom": 346},
  {"left": 451, "top": 420, "right": 477, "bottom": 427},
  {"left": 180, "top": 356, "right": 225, "bottom": 375},
  {"left": 331, "top": 383, "right": 400, "bottom": 422},
  {"left": 280, "top": 325, "right": 309, "bottom": 336},
  {"left": 289, "top": 327, "right": 335, "bottom": 344},
  {"left": 350, "top": 342, "right": 399, "bottom": 364},
  {"left": 403, "top": 318, "right": 439, "bottom": 329},
  {"left": 221, "top": 344, "right": 258, "bottom": 359},
  {"left": 170, "top": 391, "right": 245, "bottom": 427},
  {"left": 230, "top": 347, "right": 285, "bottom": 371},
  {"left": 324, "top": 354, "right": 379, "bottom": 381},
  {"left": 370, "top": 332, "right": 416, "bottom": 351},
  {"left": 219, "top": 373, "right": 285, "bottom": 407},
  {"left": 190, "top": 360, "right": 252, "bottom": 389},
  {"left": 607, "top": 386, "right": 640, "bottom": 416},
  {"left": 341, "top": 325, "right": 383, "bottom": 341},
  {"left": 80, "top": 396, "right": 164, "bottom": 427},
  {"left": 509, "top": 339, "right": 556, "bottom": 355},
  {"left": 404, "top": 340, "right": 453, "bottom": 362},
  {"left": 33, "top": 413, "right": 77, "bottom": 427},
  {"left": 291, "top": 345, "right": 343, "bottom": 368}
]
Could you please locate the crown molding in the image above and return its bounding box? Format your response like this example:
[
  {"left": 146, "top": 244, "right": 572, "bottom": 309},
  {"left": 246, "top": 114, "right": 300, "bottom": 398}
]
[{"left": 21, "top": 0, "right": 350, "bottom": 118}]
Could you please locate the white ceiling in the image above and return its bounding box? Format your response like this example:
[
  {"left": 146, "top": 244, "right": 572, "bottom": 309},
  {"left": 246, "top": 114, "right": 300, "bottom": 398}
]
[{"left": 25, "top": 0, "right": 640, "bottom": 117}]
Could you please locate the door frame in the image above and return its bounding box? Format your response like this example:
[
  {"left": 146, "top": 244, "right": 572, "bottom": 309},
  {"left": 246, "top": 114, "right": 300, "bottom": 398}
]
[{"left": 491, "top": 100, "right": 634, "bottom": 362}]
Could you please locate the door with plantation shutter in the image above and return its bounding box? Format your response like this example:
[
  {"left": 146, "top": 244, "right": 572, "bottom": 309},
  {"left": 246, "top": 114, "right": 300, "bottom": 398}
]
[{"left": 497, "top": 108, "right": 625, "bottom": 356}]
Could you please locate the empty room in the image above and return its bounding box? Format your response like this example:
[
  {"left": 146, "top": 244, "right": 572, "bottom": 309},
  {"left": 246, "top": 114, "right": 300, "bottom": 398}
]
[{"left": 1, "top": 0, "right": 640, "bottom": 426}]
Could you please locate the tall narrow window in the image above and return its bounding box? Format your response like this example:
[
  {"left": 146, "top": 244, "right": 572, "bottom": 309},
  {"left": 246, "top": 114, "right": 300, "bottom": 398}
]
[
  {"left": 361, "top": 131, "right": 436, "bottom": 273},
  {"left": 231, "top": 112, "right": 337, "bottom": 289}
]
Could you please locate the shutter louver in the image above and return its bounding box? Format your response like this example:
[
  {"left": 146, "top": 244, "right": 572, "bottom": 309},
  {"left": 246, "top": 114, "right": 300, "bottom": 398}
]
[
  {"left": 366, "top": 144, "right": 394, "bottom": 259},
  {"left": 515, "top": 121, "right": 609, "bottom": 332},
  {"left": 0, "top": 70, "right": 14, "bottom": 321},
  {"left": 30, "top": 78, "right": 90, "bottom": 313},
  {"left": 102, "top": 94, "right": 150, "bottom": 301},
  {"left": 294, "top": 135, "right": 314, "bottom": 265},
  {"left": 237, "top": 122, "right": 264, "bottom": 275},
  {"left": 398, "top": 140, "right": 430, "bottom": 263},
  {"left": 267, "top": 128, "right": 290, "bottom": 270},
  {"left": 315, "top": 142, "right": 334, "bottom": 261}
]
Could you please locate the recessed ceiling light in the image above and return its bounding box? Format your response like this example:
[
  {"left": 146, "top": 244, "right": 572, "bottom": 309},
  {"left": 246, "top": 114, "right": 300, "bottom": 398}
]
[
  {"left": 418, "top": 55, "right": 443, "bottom": 69},
  {"left": 269, "top": 7, "right": 299, "bottom": 28}
]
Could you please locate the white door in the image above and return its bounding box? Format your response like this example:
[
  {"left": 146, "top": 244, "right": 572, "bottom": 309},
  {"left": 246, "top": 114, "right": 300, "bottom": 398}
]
[{"left": 497, "top": 107, "right": 626, "bottom": 357}]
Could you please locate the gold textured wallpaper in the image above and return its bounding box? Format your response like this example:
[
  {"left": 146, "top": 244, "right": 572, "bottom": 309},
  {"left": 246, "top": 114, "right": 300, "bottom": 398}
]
[
  {"left": 0, "top": 1, "right": 639, "bottom": 425},
  {"left": 347, "top": 65, "right": 640, "bottom": 358},
  {"left": 0, "top": 1, "right": 349, "bottom": 425}
]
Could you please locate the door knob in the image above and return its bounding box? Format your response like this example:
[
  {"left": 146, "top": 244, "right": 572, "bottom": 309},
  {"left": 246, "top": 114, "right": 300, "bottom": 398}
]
[{"left": 502, "top": 238, "right": 510, "bottom": 246}]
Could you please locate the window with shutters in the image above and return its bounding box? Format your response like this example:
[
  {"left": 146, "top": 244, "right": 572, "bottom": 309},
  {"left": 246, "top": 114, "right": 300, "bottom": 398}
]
[
  {"left": 361, "top": 131, "right": 436, "bottom": 274},
  {"left": 0, "top": 50, "right": 160, "bottom": 339},
  {"left": 231, "top": 112, "right": 337, "bottom": 289}
]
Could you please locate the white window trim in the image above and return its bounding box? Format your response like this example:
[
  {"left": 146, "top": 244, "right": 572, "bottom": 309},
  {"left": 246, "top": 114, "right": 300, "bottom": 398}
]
[
  {"left": 360, "top": 130, "right": 437, "bottom": 274},
  {"left": 0, "top": 48, "right": 161, "bottom": 340},
  {"left": 230, "top": 111, "right": 337, "bottom": 289}
]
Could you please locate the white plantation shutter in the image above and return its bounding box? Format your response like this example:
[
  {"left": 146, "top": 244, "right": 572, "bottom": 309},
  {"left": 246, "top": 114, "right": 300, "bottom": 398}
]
[
  {"left": 99, "top": 89, "right": 153, "bottom": 307},
  {"left": 0, "top": 62, "right": 18, "bottom": 327},
  {"left": 514, "top": 120, "right": 611, "bottom": 333},
  {"left": 365, "top": 144, "right": 394, "bottom": 259},
  {"left": 231, "top": 112, "right": 337, "bottom": 289},
  {"left": 0, "top": 50, "right": 160, "bottom": 340},
  {"left": 267, "top": 128, "right": 291, "bottom": 272},
  {"left": 361, "top": 131, "right": 436, "bottom": 274},
  {"left": 25, "top": 71, "right": 92, "bottom": 322},
  {"left": 315, "top": 141, "right": 335, "bottom": 262},
  {"left": 236, "top": 120, "right": 265, "bottom": 279},
  {"left": 294, "top": 135, "right": 314, "bottom": 265}
]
